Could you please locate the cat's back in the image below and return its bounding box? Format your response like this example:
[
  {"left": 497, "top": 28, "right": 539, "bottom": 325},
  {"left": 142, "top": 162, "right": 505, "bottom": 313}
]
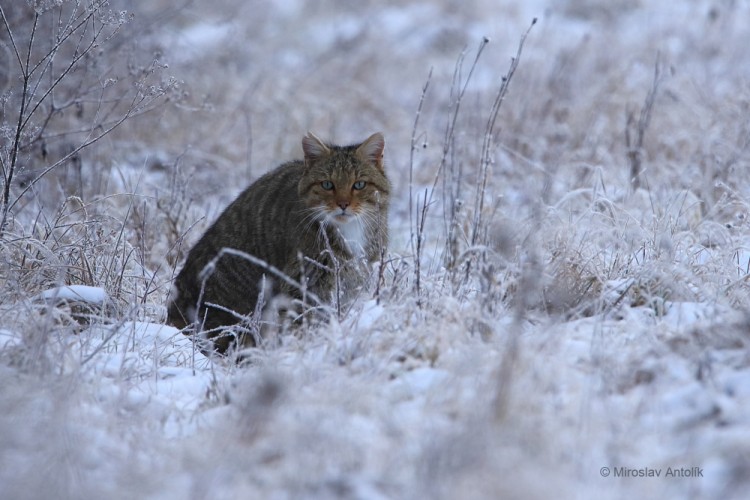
[
  {"left": 221, "top": 160, "right": 302, "bottom": 222},
  {"left": 203, "top": 160, "right": 305, "bottom": 248},
  {"left": 167, "top": 160, "right": 305, "bottom": 327},
  {"left": 172, "top": 161, "right": 304, "bottom": 289}
]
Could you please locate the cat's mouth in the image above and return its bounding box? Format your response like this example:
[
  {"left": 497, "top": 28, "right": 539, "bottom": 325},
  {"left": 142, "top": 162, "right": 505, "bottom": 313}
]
[
  {"left": 329, "top": 210, "right": 356, "bottom": 224},
  {"left": 333, "top": 212, "right": 353, "bottom": 223}
]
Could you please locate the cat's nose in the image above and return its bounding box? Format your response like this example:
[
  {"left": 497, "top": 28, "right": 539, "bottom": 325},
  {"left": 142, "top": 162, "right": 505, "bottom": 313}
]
[{"left": 337, "top": 200, "right": 350, "bottom": 211}]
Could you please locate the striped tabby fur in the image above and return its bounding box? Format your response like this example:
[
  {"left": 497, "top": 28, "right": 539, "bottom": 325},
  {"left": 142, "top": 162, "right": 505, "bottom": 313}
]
[{"left": 167, "top": 132, "right": 390, "bottom": 355}]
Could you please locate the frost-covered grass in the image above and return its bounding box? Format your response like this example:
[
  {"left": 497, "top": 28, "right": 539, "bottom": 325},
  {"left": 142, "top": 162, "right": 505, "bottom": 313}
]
[{"left": 2, "top": 1, "right": 750, "bottom": 499}]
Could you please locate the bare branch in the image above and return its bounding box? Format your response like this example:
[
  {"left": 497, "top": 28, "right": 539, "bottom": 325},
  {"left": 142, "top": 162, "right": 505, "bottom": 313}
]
[
  {"left": 409, "top": 67, "right": 432, "bottom": 259},
  {"left": 471, "top": 18, "right": 537, "bottom": 248},
  {"left": 627, "top": 52, "right": 664, "bottom": 190},
  {"left": 0, "top": 2, "right": 169, "bottom": 238}
]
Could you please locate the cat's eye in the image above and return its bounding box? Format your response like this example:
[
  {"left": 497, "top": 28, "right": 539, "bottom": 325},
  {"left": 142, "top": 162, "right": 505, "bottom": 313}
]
[
  {"left": 321, "top": 180, "right": 334, "bottom": 190},
  {"left": 353, "top": 181, "right": 366, "bottom": 190}
]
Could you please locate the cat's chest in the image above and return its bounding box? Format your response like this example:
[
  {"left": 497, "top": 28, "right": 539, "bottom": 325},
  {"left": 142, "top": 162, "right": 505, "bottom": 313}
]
[{"left": 336, "top": 221, "right": 367, "bottom": 259}]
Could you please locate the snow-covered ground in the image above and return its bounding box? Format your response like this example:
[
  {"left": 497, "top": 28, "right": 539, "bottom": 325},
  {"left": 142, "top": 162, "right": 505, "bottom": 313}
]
[{"left": 2, "top": 1, "right": 749, "bottom": 498}]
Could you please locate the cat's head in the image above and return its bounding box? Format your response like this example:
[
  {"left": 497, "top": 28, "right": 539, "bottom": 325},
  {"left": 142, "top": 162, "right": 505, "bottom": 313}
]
[{"left": 298, "top": 132, "right": 391, "bottom": 229}]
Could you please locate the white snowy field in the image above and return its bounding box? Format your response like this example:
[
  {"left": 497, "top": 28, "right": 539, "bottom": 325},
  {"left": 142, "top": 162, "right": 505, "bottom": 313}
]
[{"left": 1, "top": 0, "right": 750, "bottom": 498}]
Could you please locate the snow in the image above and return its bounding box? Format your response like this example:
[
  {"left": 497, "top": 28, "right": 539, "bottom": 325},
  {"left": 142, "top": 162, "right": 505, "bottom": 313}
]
[{"left": 37, "top": 284, "right": 109, "bottom": 305}]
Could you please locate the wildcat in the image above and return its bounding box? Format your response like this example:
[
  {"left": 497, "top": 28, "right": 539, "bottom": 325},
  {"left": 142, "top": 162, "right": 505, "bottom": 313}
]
[{"left": 167, "top": 132, "right": 390, "bottom": 355}]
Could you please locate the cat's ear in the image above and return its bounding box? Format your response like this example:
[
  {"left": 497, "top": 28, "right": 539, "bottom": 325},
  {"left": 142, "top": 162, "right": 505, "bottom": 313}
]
[
  {"left": 302, "top": 132, "right": 330, "bottom": 166},
  {"left": 357, "top": 132, "right": 385, "bottom": 170}
]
